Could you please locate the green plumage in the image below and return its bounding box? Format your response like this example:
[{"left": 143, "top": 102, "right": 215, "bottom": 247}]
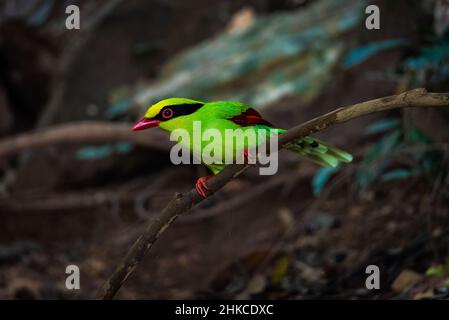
[
  {"left": 283, "top": 135, "right": 352, "bottom": 167},
  {"left": 147, "top": 98, "right": 352, "bottom": 174}
]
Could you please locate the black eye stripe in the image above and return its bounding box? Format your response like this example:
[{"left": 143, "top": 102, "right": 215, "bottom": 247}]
[
  {"left": 155, "top": 103, "right": 203, "bottom": 121},
  {"left": 162, "top": 108, "right": 174, "bottom": 119}
]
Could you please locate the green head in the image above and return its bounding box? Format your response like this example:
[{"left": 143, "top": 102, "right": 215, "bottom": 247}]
[{"left": 132, "top": 98, "right": 205, "bottom": 132}]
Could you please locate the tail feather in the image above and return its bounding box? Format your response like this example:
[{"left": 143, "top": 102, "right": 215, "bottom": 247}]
[
  {"left": 312, "top": 137, "right": 353, "bottom": 163},
  {"left": 285, "top": 136, "right": 352, "bottom": 167}
]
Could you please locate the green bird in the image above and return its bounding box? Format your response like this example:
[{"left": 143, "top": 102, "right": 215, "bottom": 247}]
[{"left": 133, "top": 98, "right": 352, "bottom": 198}]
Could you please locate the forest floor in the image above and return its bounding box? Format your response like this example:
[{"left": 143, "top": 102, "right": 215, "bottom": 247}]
[{"left": 1, "top": 158, "right": 449, "bottom": 300}]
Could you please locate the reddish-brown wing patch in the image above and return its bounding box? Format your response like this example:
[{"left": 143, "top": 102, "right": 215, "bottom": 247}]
[{"left": 229, "top": 108, "right": 273, "bottom": 127}]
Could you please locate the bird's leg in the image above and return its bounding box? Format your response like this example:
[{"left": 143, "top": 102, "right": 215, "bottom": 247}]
[
  {"left": 243, "top": 148, "right": 256, "bottom": 164},
  {"left": 195, "top": 175, "right": 213, "bottom": 198}
]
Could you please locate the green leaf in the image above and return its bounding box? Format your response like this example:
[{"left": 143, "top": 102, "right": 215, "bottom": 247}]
[
  {"left": 363, "top": 129, "right": 402, "bottom": 164},
  {"left": 365, "top": 118, "right": 401, "bottom": 135},
  {"left": 381, "top": 168, "right": 418, "bottom": 181},
  {"left": 116, "top": 142, "right": 134, "bottom": 154},
  {"left": 405, "top": 127, "right": 432, "bottom": 145},
  {"left": 271, "top": 256, "right": 290, "bottom": 284},
  {"left": 426, "top": 265, "right": 446, "bottom": 277},
  {"left": 77, "top": 145, "right": 114, "bottom": 160},
  {"left": 312, "top": 165, "right": 340, "bottom": 195},
  {"left": 28, "top": 0, "right": 55, "bottom": 26},
  {"left": 404, "top": 41, "right": 449, "bottom": 72},
  {"left": 76, "top": 142, "right": 134, "bottom": 160},
  {"left": 357, "top": 129, "right": 402, "bottom": 189},
  {"left": 343, "top": 39, "right": 408, "bottom": 69},
  {"left": 105, "top": 97, "right": 131, "bottom": 119}
]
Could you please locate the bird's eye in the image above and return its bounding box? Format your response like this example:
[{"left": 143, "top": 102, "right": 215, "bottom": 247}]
[{"left": 162, "top": 108, "right": 174, "bottom": 119}]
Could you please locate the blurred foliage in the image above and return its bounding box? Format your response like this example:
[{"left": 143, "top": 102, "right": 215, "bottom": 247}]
[
  {"left": 363, "top": 118, "right": 401, "bottom": 135},
  {"left": 403, "top": 30, "right": 449, "bottom": 85},
  {"left": 105, "top": 87, "right": 134, "bottom": 120},
  {"left": 426, "top": 264, "right": 446, "bottom": 277},
  {"left": 113, "top": 0, "right": 369, "bottom": 117},
  {"left": 312, "top": 165, "right": 340, "bottom": 196},
  {"left": 76, "top": 142, "right": 134, "bottom": 160},
  {"left": 26, "top": 0, "right": 55, "bottom": 26},
  {"left": 271, "top": 256, "right": 290, "bottom": 285},
  {"left": 356, "top": 118, "right": 446, "bottom": 190},
  {"left": 1, "top": 0, "right": 89, "bottom": 30},
  {"left": 311, "top": 18, "right": 449, "bottom": 195},
  {"left": 343, "top": 39, "right": 408, "bottom": 69},
  {"left": 101, "top": 0, "right": 447, "bottom": 121},
  {"left": 313, "top": 117, "right": 447, "bottom": 195}
]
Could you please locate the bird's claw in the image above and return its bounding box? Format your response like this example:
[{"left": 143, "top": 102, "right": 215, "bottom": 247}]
[
  {"left": 243, "top": 148, "right": 256, "bottom": 164},
  {"left": 195, "top": 175, "right": 212, "bottom": 198}
]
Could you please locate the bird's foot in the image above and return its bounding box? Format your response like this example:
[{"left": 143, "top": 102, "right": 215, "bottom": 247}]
[
  {"left": 243, "top": 148, "right": 256, "bottom": 164},
  {"left": 195, "top": 175, "right": 213, "bottom": 198}
]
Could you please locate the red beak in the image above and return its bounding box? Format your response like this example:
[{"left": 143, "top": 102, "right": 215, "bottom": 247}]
[{"left": 132, "top": 118, "right": 160, "bottom": 131}]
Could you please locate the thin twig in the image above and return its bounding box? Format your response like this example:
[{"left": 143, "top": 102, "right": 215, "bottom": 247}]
[{"left": 96, "top": 88, "right": 449, "bottom": 299}]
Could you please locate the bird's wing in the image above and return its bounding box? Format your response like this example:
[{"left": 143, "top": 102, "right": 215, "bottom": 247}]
[{"left": 229, "top": 108, "right": 273, "bottom": 127}]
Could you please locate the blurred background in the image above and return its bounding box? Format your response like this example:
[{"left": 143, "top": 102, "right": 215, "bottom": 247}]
[{"left": 0, "top": 0, "right": 449, "bottom": 299}]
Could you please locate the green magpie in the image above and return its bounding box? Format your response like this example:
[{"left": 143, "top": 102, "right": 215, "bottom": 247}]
[{"left": 133, "top": 98, "right": 352, "bottom": 198}]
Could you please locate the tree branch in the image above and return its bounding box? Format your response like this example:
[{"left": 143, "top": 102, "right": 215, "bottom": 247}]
[
  {"left": 95, "top": 88, "right": 449, "bottom": 299},
  {"left": 0, "top": 121, "right": 170, "bottom": 158}
]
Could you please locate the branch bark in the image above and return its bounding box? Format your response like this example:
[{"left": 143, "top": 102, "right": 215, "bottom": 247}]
[
  {"left": 95, "top": 88, "right": 449, "bottom": 299},
  {"left": 0, "top": 121, "right": 170, "bottom": 158}
]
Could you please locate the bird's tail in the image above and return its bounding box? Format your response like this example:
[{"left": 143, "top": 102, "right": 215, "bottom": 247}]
[{"left": 285, "top": 135, "right": 353, "bottom": 167}]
